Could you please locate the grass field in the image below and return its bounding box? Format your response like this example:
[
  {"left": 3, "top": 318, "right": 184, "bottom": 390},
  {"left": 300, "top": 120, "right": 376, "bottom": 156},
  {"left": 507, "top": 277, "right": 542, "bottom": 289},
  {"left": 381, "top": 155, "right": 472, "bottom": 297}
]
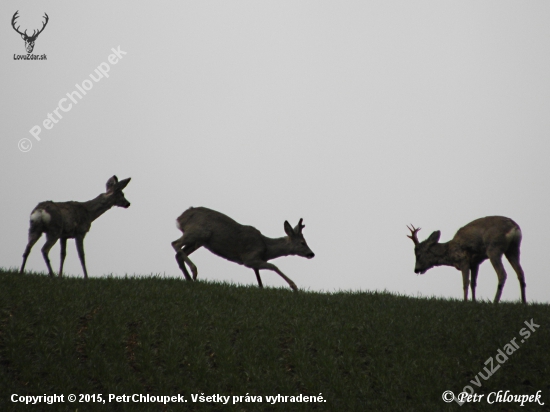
[{"left": 0, "top": 268, "right": 549, "bottom": 411}]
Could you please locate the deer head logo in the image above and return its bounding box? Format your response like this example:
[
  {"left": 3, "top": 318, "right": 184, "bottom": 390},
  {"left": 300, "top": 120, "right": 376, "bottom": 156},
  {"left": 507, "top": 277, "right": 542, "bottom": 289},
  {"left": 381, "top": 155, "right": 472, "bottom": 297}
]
[{"left": 11, "top": 11, "right": 49, "bottom": 54}]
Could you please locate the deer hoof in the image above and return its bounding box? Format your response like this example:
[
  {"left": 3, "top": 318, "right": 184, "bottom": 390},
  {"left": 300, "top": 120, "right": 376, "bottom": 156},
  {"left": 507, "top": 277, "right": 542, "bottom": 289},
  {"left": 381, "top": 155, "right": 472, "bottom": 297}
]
[{"left": 190, "top": 264, "right": 198, "bottom": 280}]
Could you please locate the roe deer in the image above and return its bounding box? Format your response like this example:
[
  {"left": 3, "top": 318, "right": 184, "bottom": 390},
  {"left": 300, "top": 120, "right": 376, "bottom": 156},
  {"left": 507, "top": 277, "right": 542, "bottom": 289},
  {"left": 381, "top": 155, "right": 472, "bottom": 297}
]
[
  {"left": 407, "top": 216, "right": 526, "bottom": 304},
  {"left": 20, "top": 175, "right": 131, "bottom": 278},
  {"left": 171, "top": 207, "right": 315, "bottom": 290}
]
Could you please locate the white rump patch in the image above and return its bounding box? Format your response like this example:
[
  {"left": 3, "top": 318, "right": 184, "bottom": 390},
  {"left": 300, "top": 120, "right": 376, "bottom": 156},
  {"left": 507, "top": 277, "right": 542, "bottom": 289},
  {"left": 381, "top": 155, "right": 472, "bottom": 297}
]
[
  {"left": 505, "top": 227, "right": 522, "bottom": 242},
  {"left": 30, "top": 209, "right": 51, "bottom": 225}
]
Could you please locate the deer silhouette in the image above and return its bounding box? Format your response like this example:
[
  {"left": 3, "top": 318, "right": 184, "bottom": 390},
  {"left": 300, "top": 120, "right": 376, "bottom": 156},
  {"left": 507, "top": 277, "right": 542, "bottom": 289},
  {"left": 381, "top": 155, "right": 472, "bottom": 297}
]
[
  {"left": 172, "top": 207, "right": 315, "bottom": 290},
  {"left": 407, "top": 216, "right": 526, "bottom": 304},
  {"left": 11, "top": 11, "right": 49, "bottom": 54},
  {"left": 20, "top": 176, "right": 131, "bottom": 278}
]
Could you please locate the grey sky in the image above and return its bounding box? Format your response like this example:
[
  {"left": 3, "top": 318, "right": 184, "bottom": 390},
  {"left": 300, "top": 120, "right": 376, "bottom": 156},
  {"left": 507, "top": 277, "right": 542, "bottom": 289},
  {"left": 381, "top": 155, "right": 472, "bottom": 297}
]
[{"left": 2, "top": 1, "right": 550, "bottom": 303}]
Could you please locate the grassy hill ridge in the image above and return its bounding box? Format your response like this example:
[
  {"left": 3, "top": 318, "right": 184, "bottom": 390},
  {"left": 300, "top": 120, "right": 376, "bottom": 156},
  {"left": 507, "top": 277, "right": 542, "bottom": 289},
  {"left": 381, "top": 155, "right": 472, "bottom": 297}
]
[{"left": 0, "top": 268, "right": 549, "bottom": 411}]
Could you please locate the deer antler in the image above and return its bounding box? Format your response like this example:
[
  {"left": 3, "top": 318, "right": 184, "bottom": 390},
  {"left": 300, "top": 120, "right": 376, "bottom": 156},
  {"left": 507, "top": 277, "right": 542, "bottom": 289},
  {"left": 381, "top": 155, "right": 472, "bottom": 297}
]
[
  {"left": 11, "top": 11, "right": 26, "bottom": 37},
  {"left": 294, "top": 218, "right": 305, "bottom": 234},
  {"left": 31, "top": 13, "right": 49, "bottom": 39},
  {"left": 11, "top": 11, "right": 49, "bottom": 39},
  {"left": 407, "top": 225, "right": 421, "bottom": 245}
]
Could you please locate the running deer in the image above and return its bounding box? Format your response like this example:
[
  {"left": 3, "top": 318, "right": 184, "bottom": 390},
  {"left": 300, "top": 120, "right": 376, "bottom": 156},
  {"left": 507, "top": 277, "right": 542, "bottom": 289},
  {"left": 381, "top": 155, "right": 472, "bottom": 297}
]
[
  {"left": 20, "top": 176, "right": 131, "bottom": 278},
  {"left": 171, "top": 207, "right": 315, "bottom": 290},
  {"left": 407, "top": 216, "right": 526, "bottom": 304}
]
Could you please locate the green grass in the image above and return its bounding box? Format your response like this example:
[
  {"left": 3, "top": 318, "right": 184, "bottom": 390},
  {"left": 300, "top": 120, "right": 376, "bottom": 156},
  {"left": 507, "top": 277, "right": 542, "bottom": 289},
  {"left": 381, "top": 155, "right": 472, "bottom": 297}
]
[{"left": 0, "top": 268, "right": 549, "bottom": 411}]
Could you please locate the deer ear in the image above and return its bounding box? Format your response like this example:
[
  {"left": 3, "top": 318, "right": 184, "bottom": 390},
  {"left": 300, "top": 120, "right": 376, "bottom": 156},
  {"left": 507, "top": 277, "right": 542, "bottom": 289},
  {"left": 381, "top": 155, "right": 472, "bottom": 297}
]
[
  {"left": 115, "top": 177, "right": 131, "bottom": 191},
  {"left": 427, "top": 230, "right": 441, "bottom": 244},
  {"left": 284, "top": 221, "right": 295, "bottom": 238},
  {"left": 106, "top": 175, "right": 119, "bottom": 192}
]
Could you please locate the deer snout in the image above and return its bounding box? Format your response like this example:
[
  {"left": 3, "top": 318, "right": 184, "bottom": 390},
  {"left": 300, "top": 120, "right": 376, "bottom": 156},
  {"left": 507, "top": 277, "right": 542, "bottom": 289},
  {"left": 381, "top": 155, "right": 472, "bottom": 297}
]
[{"left": 306, "top": 252, "right": 315, "bottom": 259}]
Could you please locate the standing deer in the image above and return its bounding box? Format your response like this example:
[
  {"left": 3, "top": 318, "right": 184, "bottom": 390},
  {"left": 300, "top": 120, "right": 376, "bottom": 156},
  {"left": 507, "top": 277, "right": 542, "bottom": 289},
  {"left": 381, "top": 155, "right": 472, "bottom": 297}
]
[
  {"left": 20, "top": 176, "right": 131, "bottom": 278},
  {"left": 407, "top": 216, "right": 526, "bottom": 304},
  {"left": 171, "top": 207, "right": 315, "bottom": 290}
]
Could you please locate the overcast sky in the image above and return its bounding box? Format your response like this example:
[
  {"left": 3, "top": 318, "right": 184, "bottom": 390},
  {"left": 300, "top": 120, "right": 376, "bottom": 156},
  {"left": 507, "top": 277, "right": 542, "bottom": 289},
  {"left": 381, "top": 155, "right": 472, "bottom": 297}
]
[{"left": 2, "top": 1, "right": 550, "bottom": 303}]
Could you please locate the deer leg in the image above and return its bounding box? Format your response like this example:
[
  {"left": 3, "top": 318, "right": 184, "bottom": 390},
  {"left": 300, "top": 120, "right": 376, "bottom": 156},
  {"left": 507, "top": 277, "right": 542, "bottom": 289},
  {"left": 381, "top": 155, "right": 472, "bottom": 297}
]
[
  {"left": 58, "top": 238, "right": 67, "bottom": 278},
  {"left": 461, "top": 267, "right": 470, "bottom": 301},
  {"left": 75, "top": 235, "right": 89, "bottom": 279},
  {"left": 175, "top": 244, "right": 199, "bottom": 281},
  {"left": 488, "top": 251, "right": 507, "bottom": 304},
  {"left": 171, "top": 236, "right": 185, "bottom": 252},
  {"left": 182, "top": 244, "right": 199, "bottom": 275},
  {"left": 470, "top": 264, "right": 479, "bottom": 302},
  {"left": 175, "top": 252, "right": 192, "bottom": 281},
  {"left": 254, "top": 269, "right": 263, "bottom": 288},
  {"left": 20, "top": 231, "right": 42, "bottom": 274},
  {"left": 172, "top": 233, "right": 200, "bottom": 280},
  {"left": 172, "top": 235, "right": 190, "bottom": 280},
  {"left": 41, "top": 234, "right": 59, "bottom": 278},
  {"left": 505, "top": 250, "right": 527, "bottom": 304},
  {"left": 244, "top": 260, "right": 297, "bottom": 291}
]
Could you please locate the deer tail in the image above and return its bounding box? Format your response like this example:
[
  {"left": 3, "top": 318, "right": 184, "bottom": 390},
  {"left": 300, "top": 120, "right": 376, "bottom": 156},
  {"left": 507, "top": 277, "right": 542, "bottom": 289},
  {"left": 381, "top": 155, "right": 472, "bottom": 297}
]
[{"left": 30, "top": 208, "right": 51, "bottom": 228}]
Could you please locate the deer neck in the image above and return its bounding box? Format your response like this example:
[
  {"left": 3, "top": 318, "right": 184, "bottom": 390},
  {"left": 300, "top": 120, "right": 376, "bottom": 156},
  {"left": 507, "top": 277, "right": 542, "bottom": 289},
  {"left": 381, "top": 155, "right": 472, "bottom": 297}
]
[
  {"left": 82, "top": 194, "right": 114, "bottom": 222},
  {"left": 431, "top": 242, "right": 460, "bottom": 268},
  {"left": 263, "top": 236, "right": 293, "bottom": 261}
]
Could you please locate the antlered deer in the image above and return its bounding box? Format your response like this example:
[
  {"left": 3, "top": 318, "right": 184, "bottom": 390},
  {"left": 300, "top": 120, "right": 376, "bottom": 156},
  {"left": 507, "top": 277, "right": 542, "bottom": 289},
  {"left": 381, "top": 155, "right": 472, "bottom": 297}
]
[
  {"left": 407, "top": 216, "right": 526, "bottom": 304},
  {"left": 20, "top": 176, "right": 131, "bottom": 278},
  {"left": 11, "top": 11, "right": 49, "bottom": 54},
  {"left": 172, "top": 207, "right": 315, "bottom": 290}
]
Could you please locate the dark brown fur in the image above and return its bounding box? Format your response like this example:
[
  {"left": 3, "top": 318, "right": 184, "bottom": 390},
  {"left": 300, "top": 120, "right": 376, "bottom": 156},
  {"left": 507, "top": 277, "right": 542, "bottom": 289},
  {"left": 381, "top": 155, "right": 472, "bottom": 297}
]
[
  {"left": 172, "top": 207, "right": 315, "bottom": 290},
  {"left": 408, "top": 216, "right": 526, "bottom": 304},
  {"left": 20, "top": 176, "right": 131, "bottom": 278}
]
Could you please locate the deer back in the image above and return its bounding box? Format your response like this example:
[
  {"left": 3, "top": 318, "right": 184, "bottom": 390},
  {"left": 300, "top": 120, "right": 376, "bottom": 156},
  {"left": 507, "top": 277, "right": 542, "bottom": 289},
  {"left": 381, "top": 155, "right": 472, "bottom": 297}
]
[
  {"left": 176, "top": 207, "right": 265, "bottom": 263},
  {"left": 31, "top": 201, "right": 93, "bottom": 238},
  {"left": 452, "top": 216, "right": 521, "bottom": 252}
]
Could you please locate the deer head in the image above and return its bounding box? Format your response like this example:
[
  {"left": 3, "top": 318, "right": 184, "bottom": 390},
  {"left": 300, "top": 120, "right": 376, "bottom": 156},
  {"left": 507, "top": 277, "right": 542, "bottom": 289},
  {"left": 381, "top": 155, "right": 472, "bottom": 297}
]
[
  {"left": 284, "top": 218, "right": 315, "bottom": 259},
  {"left": 105, "top": 175, "right": 131, "bottom": 208},
  {"left": 407, "top": 225, "right": 441, "bottom": 274},
  {"left": 12, "top": 11, "right": 49, "bottom": 54}
]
